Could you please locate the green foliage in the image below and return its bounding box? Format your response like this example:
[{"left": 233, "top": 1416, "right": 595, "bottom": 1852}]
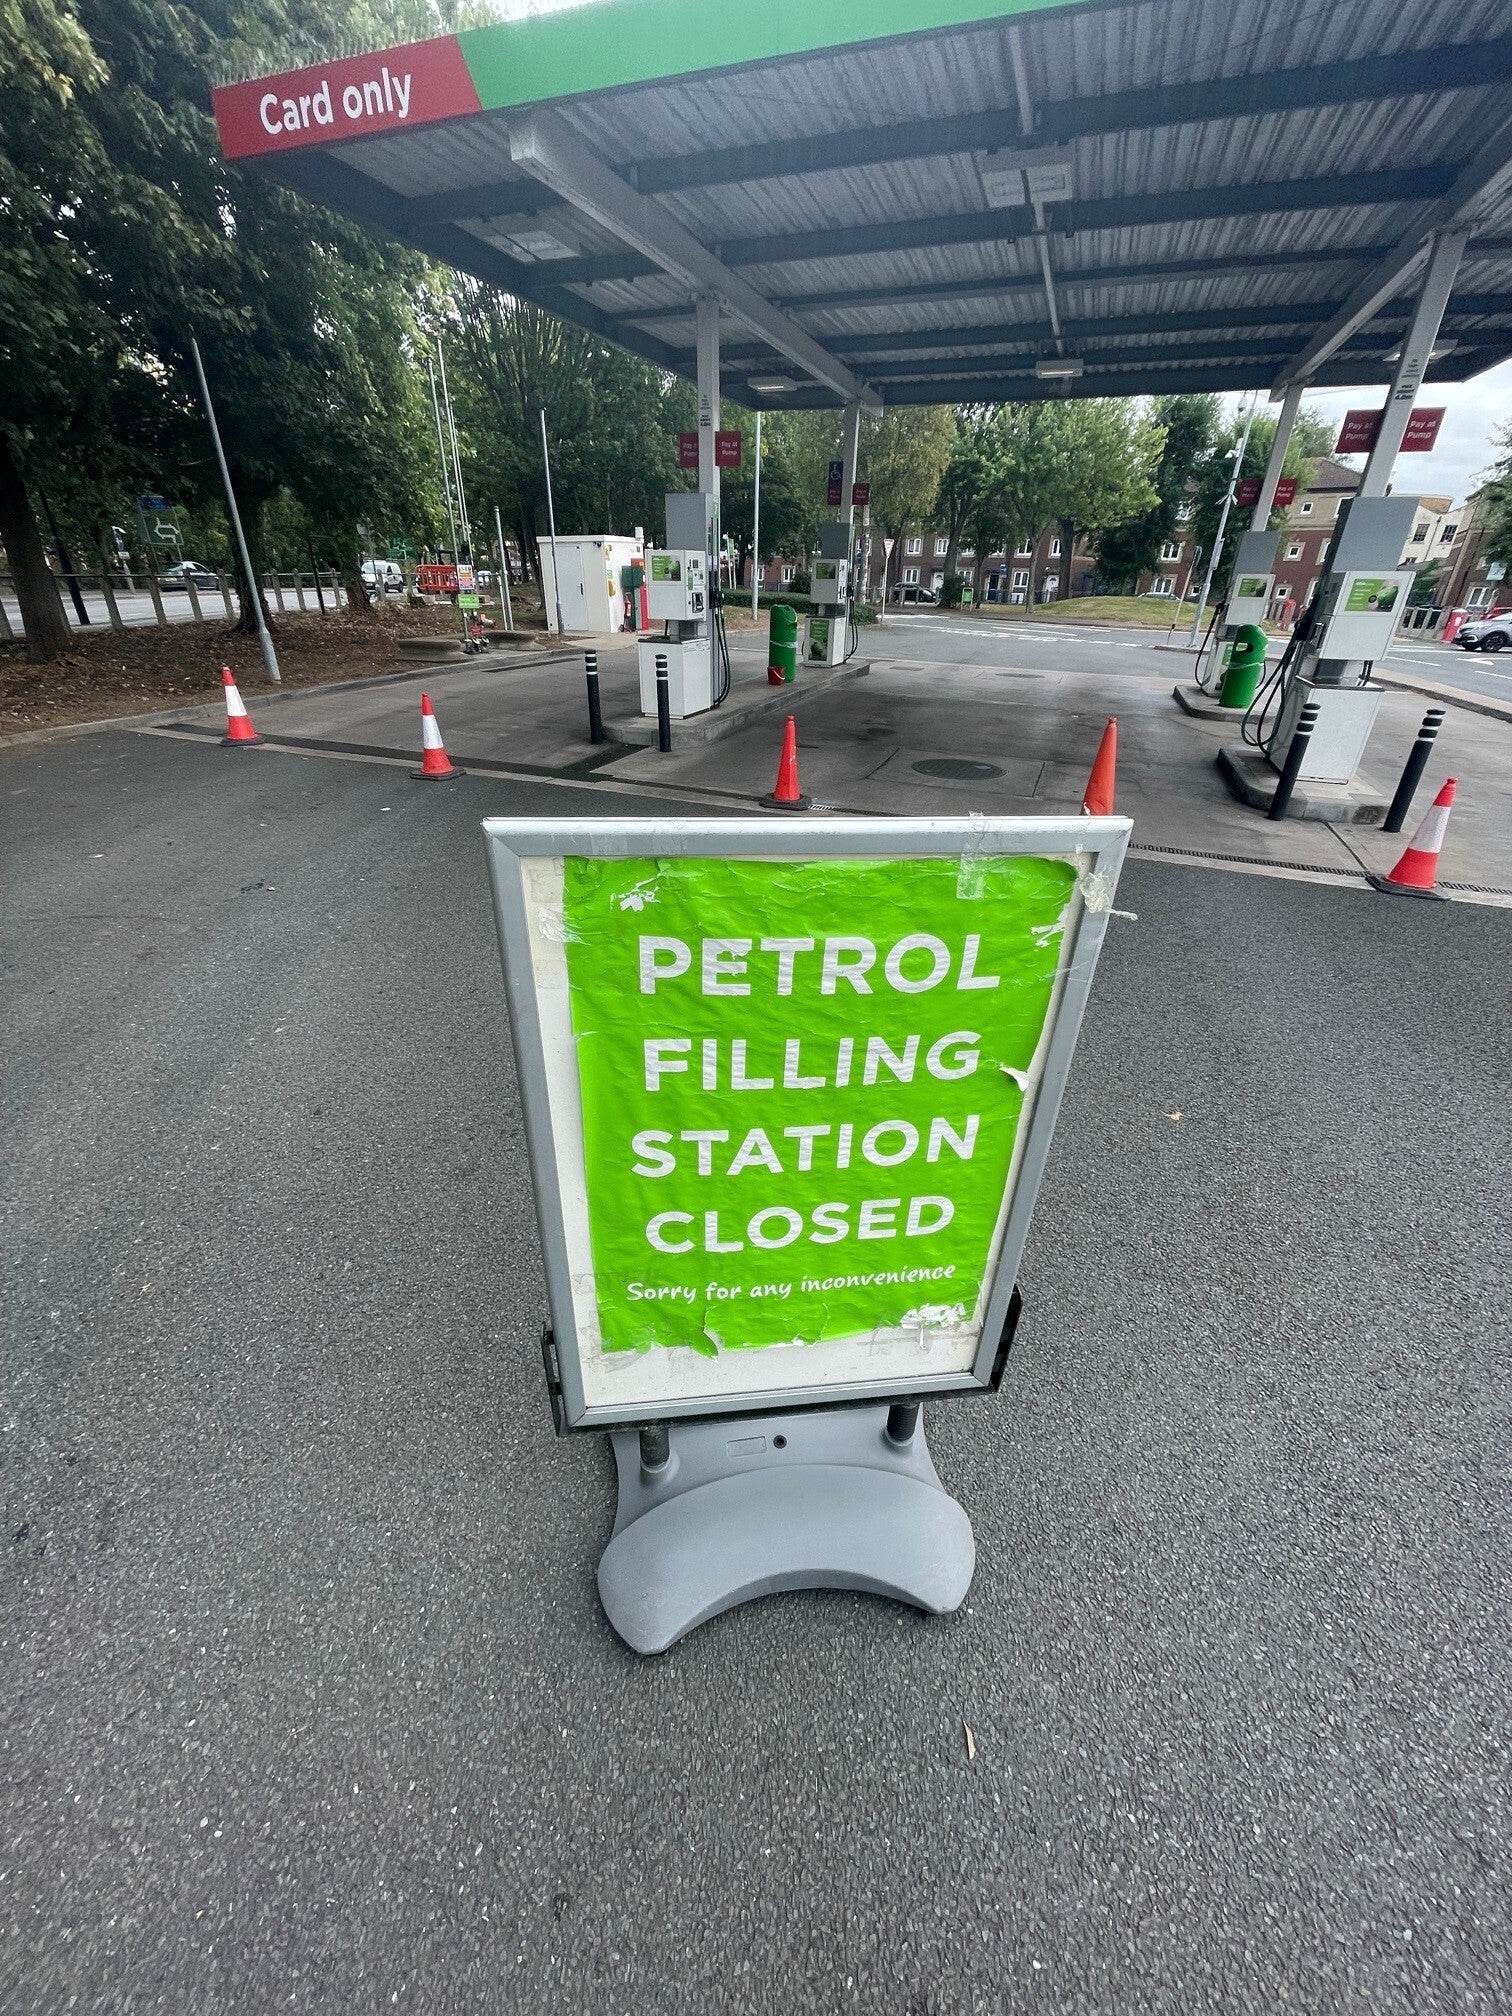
[
  {"left": 447, "top": 281, "right": 680, "bottom": 561},
  {"left": 1095, "top": 395, "right": 1217, "bottom": 588},
  {"left": 1190, "top": 403, "right": 1335, "bottom": 585},
  {"left": 0, "top": 0, "right": 448, "bottom": 649},
  {"left": 718, "top": 413, "right": 811, "bottom": 576},
  {"left": 931, "top": 399, "right": 1160, "bottom": 597},
  {"left": 1480, "top": 421, "right": 1512, "bottom": 571}
]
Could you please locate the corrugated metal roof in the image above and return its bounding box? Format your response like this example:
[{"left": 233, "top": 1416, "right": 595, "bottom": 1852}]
[{"left": 238, "top": 0, "right": 1512, "bottom": 406}]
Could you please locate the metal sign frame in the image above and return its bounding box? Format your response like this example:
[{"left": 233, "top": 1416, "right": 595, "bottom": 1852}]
[{"left": 483, "top": 815, "right": 1129, "bottom": 1430}]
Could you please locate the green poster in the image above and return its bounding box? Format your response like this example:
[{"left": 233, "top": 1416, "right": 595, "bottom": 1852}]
[
  {"left": 561, "top": 853, "right": 1076, "bottom": 1357},
  {"left": 1344, "top": 576, "right": 1399, "bottom": 613}
]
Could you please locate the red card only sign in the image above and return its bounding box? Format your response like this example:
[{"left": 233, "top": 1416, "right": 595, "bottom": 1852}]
[
  {"left": 715, "top": 430, "right": 743, "bottom": 469},
  {"left": 1335, "top": 407, "right": 1446, "bottom": 455},
  {"left": 213, "top": 37, "right": 481, "bottom": 160}
]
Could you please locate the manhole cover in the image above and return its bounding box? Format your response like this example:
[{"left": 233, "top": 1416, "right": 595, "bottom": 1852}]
[{"left": 912, "top": 757, "right": 1005, "bottom": 781}]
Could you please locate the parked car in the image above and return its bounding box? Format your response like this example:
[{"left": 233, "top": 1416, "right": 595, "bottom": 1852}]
[
  {"left": 156, "top": 560, "right": 220, "bottom": 592},
  {"left": 888, "top": 583, "right": 939, "bottom": 605},
  {"left": 361, "top": 558, "right": 405, "bottom": 593},
  {"left": 1455, "top": 611, "right": 1511, "bottom": 652}
]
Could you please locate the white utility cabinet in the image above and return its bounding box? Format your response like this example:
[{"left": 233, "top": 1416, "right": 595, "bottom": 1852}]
[{"left": 539, "top": 535, "right": 642, "bottom": 634}]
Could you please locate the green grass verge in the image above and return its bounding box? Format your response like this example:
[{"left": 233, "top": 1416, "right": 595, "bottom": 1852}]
[{"left": 960, "top": 594, "right": 1204, "bottom": 627}]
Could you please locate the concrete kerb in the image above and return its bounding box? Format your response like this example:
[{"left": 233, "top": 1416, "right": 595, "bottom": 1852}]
[
  {"left": 1217, "top": 744, "right": 1390, "bottom": 825},
  {"left": 1375, "top": 669, "right": 1512, "bottom": 726},
  {"left": 602, "top": 657, "right": 870, "bottom": 749},
  {"left": 1173, "top": 682, "right": 1255, "bottom": 721}
]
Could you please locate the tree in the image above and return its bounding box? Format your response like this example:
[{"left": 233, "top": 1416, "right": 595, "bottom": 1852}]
[
  {"left": 448, "top": 282, "right": 681, "bottom": 578},
  {"left": 860, "top": 407, "right": 954, "bottom": 600},
  {"left": 718, "top": 414, "right": 809, "bottom": 584},
  {"left": 1478, "top": 421, "right": 1512, "bottom": 572},
  {"left": 1, "top": 0, "right": 445, "bottom": 657},
  {"left": 1095, "top": 395, "right": 1218, "bottom": 590},
  {"left": 935, "top": 408, "right": 999, "bottom": 583},
  {"left": 1043, "top": 399, "right": 1163, "bottom": 597},
  {"left": 1190, "top": 403, "right": 1335, "bottom": 586}
]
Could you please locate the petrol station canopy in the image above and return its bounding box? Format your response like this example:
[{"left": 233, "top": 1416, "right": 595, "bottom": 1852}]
[{"left": 214, "top": 0, "right": 1512, "bottom": 413}]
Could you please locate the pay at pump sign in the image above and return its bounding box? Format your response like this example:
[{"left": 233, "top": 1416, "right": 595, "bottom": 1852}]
[{"left": 484, "top": 818, "right": 1128, "bottom": 1425}]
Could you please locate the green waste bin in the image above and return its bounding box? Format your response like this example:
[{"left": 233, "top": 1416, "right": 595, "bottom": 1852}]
[
  {"left": 1218, "top": 623, "right": 1268, "bottom": 709},
  {"left": 768, "top": 602, "right": 798, "bottom": 685}
]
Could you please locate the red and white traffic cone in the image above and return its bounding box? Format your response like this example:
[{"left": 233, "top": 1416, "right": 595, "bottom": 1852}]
[
  {"left": 1369, "top": 777, "right": 1455, "bottom": 899},
  {"left": 761, "top": 715, "right": 811, "bottom": 810},
  {"left": 220, "top": 667, "right": 262, "bottom": 746},
  {"left": 1082, "top": 716, "right": 1117, "bottom": 815},
  {"left": 411, "top": 691, "right": 463, "bottom": 780}
]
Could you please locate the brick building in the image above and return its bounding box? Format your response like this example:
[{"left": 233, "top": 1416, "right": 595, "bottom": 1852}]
[
  {"left": 1439, "top": 488, "right": 1509, "bottom": 613},
  {"left": 1267, "top": 458, "right": 1461, "bottom": 621}
]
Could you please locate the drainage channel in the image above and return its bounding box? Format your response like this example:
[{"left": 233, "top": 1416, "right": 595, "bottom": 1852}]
[{"left": 1128, "top": 841, "right": 1512, "bottom": 899}]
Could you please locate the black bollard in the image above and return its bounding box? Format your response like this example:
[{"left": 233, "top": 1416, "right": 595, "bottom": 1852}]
[
  {"left": 1382, "top": 708, "right": 1445, "bottom": 833},
  {"left": 638, "top": 1421, "right": 670, "bottom": 1474},
  {"left": 584, "top": 648, "right": 605, "bottom": 744},
  {"left": 655, "top": 651, "right": 672, "bottom": 754},
  {"left": 1268, "top": 700, "right": 1320, "bottom": 821}
]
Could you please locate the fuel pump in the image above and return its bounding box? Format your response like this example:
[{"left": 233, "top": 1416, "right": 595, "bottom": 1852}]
[
  {"left": 802, "top": 521, "right": 855, "bottom": 666},
  {"left": 1197, "top": 526, "right": 1278, "bottom": 690},
  {"left": 637, "top": 491, "right": 731, "bottom": 719},
  {"left": 1244, "top": 494, "right": 1418, "bottom": 784}
]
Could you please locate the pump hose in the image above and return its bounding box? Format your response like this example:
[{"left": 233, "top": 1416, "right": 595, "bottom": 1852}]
[
  {"left": 712, "top": 602, "right": 732, "bottom": 706},
  {"left": 1242, "top": 625, "right": 1303, "bottom": 753},
  {"left": 1192, "top": 603, "right": 1225, "bottom": 692}
]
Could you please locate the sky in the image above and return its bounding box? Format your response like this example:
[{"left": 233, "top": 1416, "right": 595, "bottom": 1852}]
[{"left": 1222, "top": 357, "right": 1512, "bottom": 508}]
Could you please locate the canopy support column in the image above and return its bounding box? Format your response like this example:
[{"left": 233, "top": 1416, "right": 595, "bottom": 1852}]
[
  {"left": 1252, "top": 383, "right": 1304, "bottom": 521},
  {"left": 696, "top": 292, "right": 720, "bottom": 504},
  {"left": 1360, "top": 231, "right": 1465, "bottom": 497},
  {"left": 838, "top": 399, "right": 862, "bottom": 540}
]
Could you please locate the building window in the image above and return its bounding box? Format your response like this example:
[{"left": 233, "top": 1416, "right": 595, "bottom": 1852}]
[
  {"left": 1016, "top": 540, "right": 1033, "bottom": 557},
  {"left": 1411, "top": 523, "right": 1427, "bottom": 543},
  {"left": 1152, "top": 576, "right": 1174, "bottom": 597},
  {"left": 1175, "top": 502, "right": 1193, "bottom": 523},
  {"left": 905, "top": 536, "right": 922, "bottom": 556},
  {"left": 903, "top": 565, "right": 920, "bottom": 584},
  {"left": 959, "top": 546, "right": 974, "bottom": 559},
  {"left": 1160, "top": 540, "right": 1182, "bottom": 561},
  {"left": 1041, "top": 573, "right": 1059, "bottom": 598},
  {"left": 934, "top": 536, "right": 948, "bottom": 557},
  {"left": 1275, "top": 582, "right": 1291, "bottom": 602},
  {"left": 1010, "top": 569, "right": 1029, "bottom": 591},
  {"left": 931, "top": 571, "right": 945, "bottom": 591},
  {"left": 1467, "top": 584, "right": 1493, "bottom": 606},
  {"left": 781, "top": 565, "right": 794, "bottom": 585},
  {"left": 1286, "top": 542, "right": 1303, "bottom": 560},
  {"left": 1048, "top": 537, "right": 1062, "bottom": 557},
  {"left": 1441, "top": 523, "right": 1457, "bottom": 542},
  {"left": 1300, "top": 501, "right": 1313, "bottom": 515}
]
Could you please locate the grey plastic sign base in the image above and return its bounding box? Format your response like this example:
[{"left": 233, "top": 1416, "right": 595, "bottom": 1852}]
[{"left": 596, "top": 1403, "right": 975, "bottom": 1655}]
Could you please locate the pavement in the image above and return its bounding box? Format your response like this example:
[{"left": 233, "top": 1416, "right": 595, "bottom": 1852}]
[{"left": 4, "top": 625, "right": 1511, "bottom": 2014}]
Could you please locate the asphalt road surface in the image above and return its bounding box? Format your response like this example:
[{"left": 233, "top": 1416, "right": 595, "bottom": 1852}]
[
  {"left": 1, "top": 581, "right": 349, "bottom": 633},
  {"left": 4, "top": 730, "right": 1508, "bottom": 2014}
]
